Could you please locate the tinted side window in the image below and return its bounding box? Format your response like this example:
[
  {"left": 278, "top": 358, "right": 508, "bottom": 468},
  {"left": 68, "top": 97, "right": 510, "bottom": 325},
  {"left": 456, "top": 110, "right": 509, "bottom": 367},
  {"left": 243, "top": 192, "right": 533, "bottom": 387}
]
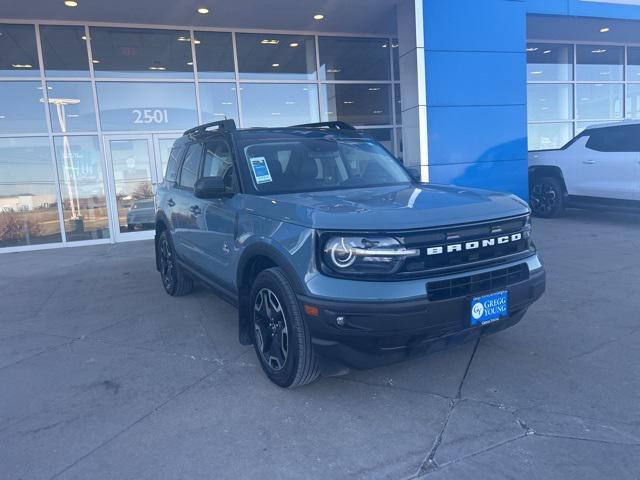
[
  {"left": 164, "top": 146, "right": 183, "bottom": 183},
  {"left": 585, "top": 125, "right": 640, "bottom": 152},
  {"left": 179, "top": 143, "right": 203, "bottom": 189},
  {"left": 203, "top": 139, "right": 235, "bottom": 191}
]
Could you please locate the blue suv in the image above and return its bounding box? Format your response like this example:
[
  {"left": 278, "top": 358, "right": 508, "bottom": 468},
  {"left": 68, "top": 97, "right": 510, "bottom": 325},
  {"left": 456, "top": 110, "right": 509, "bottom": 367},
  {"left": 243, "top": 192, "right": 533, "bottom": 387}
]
[{"left": 155, "top": 120, "right": 546, "bottom": 388}]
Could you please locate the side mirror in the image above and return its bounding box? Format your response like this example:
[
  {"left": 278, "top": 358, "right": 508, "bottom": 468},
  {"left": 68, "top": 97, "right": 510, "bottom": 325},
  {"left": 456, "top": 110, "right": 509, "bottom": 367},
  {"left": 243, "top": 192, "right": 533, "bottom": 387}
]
[
  {"left": 406, "top": 166, "right": 421, "bottom": 182},
  {"left": 194, "top": 176, "right": 231, "bottom": 199}
]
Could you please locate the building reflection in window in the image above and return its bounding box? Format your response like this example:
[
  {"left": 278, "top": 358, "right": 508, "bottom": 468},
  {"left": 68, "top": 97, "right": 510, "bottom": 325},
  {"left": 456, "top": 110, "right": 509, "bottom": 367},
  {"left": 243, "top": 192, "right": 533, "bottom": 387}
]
[
  {"left": 240, "top": 84, "right": 319, "bottom": 127},
  {"left": 0, "top": 137, "right": 62, "bottom": 247},
  {"left": 96, "top": 81, "right": 198, "bottom": 131},
  {"left": 53, "top": 136, "right": 109, "bottom": 241},
  {"left": 322, "top": 84, "right": 392, "bottom": 126},
  {"left": 47, "top": 82, "right": 97, "bottom": 133}
]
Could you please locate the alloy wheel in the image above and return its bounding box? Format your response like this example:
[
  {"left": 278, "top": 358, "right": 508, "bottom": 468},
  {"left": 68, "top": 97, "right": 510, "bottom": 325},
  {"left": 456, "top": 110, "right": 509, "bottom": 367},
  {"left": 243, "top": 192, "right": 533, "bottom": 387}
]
[
  {"left": 531, "top": 182, "right": 557, "bottom": 215},
  {"left": 253, "top": 288, "right": 289, "bottom": 371}
]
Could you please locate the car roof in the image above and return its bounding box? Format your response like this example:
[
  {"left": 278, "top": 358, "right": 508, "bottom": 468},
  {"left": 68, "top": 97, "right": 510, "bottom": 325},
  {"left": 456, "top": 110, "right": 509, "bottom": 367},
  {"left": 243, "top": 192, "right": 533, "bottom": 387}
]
[{"left": 583, "top": 119, "right": 640, "bottom": 131}]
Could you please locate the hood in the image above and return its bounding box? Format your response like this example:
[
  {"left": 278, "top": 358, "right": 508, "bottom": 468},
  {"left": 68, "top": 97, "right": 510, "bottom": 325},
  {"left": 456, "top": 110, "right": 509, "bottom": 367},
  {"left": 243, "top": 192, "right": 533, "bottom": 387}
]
[{"left": 242, "top": 184, "right": 530, "bottom": 230}]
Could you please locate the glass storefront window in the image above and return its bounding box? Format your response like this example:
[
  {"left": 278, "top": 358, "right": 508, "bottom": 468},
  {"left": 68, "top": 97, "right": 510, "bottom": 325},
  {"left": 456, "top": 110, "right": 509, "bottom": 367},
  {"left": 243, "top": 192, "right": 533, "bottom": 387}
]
[
  {"left": 240, "top": 83, "right": 319, "bottom": 128},
  {"left": 527, "top": 123, "right": 573, "bottom": 151},
  {"left": 193, "top": 31, "right": 235, "bottom": 80},
  {"left": 40, "top": 25, "right": 89, "bottom": 77},
  {"left": 627, "top": 47, "right": 640, "bottom": 80},
  {"left": 0, "top": 137, "right": 62, "bottom": 247},
  {"left": 359, "top": 128, "right": 394, "bottom": 153},
  {"left": 576, "top": 45, "right": 624, "bottom": 82},
  {"left": 53, "top": 136, "right": 109, "bottom": 241},
  {"left": 576, "top": 83, "right": 623, "bottom": 120},
  {"left": 527, "top": 84, "right": 573, "bottom": 121},
  {"left": 0, "top": 24, "right": 39, "bottom": 78},
  {"left": 107, "top": 138, "right": 155, "bottom": 233},
  {"left": 89, "top": 27, "right": 194, "bottom": 78},
  {"left": 199, "top": 83, "right": 239, "bottom": 124},
  {"left": 318, "top": 37, "right": 391, "bottom": 80},
  {"left": 236, "top": 33, "right": 316, "bottom": 80},
  {"left": 96, "top": 82, "right": 197, "bottom": 131},
  {"left": 322, "top": 84, "right": 392, "bottom": 126},
  {"left": 0, "top": 82, "right": 47, "bottom": 134},
  {"left": 319, "top": 36, "right": 391, "bottom": 81},
  {"left": 396, "top": 128, "right": 403, "bottom": 160},
  {"left": 527, "top": 44, "right": 573, "bottom": 81},
  {"left": 47, "top": 82, "right": 97, "bottom": 133},
  {"left": 626, "top": 84, "right": 640, "bottom": 119}
]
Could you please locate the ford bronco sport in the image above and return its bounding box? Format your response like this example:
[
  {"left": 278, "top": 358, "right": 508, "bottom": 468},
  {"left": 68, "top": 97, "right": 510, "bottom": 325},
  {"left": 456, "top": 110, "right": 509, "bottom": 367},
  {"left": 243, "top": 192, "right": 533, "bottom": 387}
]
[{"left": 155, "top": 120, "right": 546, "bottom": 388}]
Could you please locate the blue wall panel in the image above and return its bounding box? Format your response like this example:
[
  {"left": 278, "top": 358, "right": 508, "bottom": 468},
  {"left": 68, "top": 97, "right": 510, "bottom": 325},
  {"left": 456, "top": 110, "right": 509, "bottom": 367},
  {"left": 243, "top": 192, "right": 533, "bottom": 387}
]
[
  {"left": 427, "top": 105, "right": 527, "bottom": 165},
  {"left": 429, "top": 160, "right": 529, "bottom": 200},
  {"left": 426, "top": 51, "right": 526, "bottom": 106},
  {"left": 423, "top": 0, "right": 528, "bottom": 199},
  {"left": 423, "top": 0, "right": 526, "bottom": 52},
  {"left": 526, "top": 0, "right": 640, "bottom": 21},
  {"left": 422, "top": 0, "right": 640, "bottom": 200}
]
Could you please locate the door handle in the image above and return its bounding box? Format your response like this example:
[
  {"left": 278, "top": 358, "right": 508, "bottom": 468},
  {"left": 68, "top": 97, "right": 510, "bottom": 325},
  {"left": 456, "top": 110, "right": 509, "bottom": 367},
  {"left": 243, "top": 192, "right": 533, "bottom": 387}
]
[
  {"left": 189, "top": 205, "right": 202, "bottom": 215},
  {"left": 167, "top": 198, "right": 175, "bottom": 207},
  {"left": 582, "top": 160, "right": 596, "bottom": 165}
]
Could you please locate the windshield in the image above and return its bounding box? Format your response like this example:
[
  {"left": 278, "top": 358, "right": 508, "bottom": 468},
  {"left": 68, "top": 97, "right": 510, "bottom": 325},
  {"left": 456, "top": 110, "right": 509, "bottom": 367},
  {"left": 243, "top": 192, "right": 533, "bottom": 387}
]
[{"left": 240, "top": 136, "right": 411, "bottom": 194}]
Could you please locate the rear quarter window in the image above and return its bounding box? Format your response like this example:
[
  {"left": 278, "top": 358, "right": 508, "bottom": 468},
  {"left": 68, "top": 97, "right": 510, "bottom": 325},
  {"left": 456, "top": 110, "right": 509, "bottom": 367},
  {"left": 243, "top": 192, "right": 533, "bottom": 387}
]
[
  {"left": 585, "top": 125, "right": 640, "bottom": 152},
  {"left": 164, "top": 146, "right": 183, "bottom": 183}
]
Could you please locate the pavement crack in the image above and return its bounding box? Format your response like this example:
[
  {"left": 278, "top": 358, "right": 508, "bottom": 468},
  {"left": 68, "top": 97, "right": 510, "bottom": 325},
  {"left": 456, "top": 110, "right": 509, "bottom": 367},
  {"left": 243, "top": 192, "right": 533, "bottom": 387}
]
[
  {"left": 426, "top": 433, "right": 528, "bottom": 475},
  {"left": 416, "top": 399, "right": 458, "bottom": 476},
  {"left": 412, "top": 338, "right": 487, "bottom": 477},
  {"left": 331, "top": 376, "right": 454, "bottom": 402},
  {"left": 534, "top": 432, "right": 640, "bottom": 447},
  {"left": 457, "top": 337, "right": 480, "bottom": 399}
]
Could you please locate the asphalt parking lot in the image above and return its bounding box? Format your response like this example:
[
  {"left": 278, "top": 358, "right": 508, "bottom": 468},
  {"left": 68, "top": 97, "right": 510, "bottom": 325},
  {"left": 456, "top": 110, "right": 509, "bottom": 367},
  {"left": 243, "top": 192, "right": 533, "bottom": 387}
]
[{"left": 1, "top": 209, "right": 639, "bottom": 479}]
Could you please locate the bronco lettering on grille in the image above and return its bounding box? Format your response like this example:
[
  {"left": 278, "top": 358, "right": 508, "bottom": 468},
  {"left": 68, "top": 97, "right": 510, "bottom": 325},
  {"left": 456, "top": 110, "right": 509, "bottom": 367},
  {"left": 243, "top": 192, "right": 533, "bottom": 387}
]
[{"left": 426, "top": 233, "right": 523, "bottom": 256}]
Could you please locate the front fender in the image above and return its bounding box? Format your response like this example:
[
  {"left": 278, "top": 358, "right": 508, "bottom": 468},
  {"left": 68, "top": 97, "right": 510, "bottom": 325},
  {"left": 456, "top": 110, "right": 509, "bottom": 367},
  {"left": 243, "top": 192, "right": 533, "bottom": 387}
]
[{"left": 235, "top": 219, "right": 316, "bottom": 296}]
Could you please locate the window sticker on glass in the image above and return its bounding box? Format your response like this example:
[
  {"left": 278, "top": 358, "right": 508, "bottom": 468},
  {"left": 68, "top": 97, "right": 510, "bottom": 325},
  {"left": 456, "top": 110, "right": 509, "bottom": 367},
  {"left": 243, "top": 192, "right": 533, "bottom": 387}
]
[{"left": 250, "top": 157, "right": 273, "bottom": 184}]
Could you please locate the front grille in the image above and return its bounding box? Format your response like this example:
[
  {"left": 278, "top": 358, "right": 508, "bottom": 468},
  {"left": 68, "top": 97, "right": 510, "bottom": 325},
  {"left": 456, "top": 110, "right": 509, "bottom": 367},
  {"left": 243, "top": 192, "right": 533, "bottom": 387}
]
[
  {"left": 427, "top": 263, "right": 529, "bottom": 302},
  {"left": 397, "top": 215, "right": 531, "bottom": 277}
]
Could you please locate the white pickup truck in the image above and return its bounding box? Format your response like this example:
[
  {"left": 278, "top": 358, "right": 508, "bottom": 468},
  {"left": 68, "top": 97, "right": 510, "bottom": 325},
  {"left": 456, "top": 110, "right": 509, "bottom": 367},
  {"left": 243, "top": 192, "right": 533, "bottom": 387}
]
[{"left": 528, "top": 121, "right": 640, "bottom": 217}]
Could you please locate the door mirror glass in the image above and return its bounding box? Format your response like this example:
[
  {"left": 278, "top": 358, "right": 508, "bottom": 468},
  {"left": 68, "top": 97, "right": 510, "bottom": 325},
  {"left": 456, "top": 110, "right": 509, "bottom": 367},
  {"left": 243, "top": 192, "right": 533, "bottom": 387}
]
[{"left": 194, "top": 176, "right": 229, "bottom": 198}]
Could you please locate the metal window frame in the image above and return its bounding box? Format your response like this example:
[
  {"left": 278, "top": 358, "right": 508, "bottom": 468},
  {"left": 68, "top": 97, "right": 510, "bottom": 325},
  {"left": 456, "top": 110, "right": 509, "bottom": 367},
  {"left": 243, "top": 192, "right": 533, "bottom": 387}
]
[{"left": 527, "top": 39, "right": 640, "bottom": 150}]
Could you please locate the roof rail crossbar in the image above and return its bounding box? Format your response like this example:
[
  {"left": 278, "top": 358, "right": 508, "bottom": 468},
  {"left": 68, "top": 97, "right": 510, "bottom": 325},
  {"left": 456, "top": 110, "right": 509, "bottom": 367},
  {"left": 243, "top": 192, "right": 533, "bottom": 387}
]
[
  {"left": 290, "top": 121, "right": 356, "bottom": 131},
  {"left": 184, "top": 119, "right": 237, "bottom": 137}
]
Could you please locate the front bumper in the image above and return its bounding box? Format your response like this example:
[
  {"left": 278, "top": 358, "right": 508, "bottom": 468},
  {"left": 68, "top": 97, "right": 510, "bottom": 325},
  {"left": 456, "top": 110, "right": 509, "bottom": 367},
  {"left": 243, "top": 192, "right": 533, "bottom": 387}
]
[{"left": 298, "top": 256, "right": 546, "bottom": 371}]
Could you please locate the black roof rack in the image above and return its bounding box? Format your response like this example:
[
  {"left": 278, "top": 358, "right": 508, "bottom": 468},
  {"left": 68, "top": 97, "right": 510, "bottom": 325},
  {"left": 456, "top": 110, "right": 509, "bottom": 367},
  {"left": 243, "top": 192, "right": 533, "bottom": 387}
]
[
  {"left": 184, "top": 119, "right": 236, "bottom": 137},
  {"left": 290, "top": 121, "right": 357, "bottom": 131}
]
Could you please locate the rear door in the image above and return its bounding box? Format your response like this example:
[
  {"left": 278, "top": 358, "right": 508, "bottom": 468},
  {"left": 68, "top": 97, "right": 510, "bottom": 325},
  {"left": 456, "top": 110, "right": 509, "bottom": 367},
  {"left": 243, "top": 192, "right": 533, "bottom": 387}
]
[
  {"left": 567, "top": 125, "right": 640, "bottom": 200},
  {"left": 172, "top": 142, "right": 204, "bottom": 266}
]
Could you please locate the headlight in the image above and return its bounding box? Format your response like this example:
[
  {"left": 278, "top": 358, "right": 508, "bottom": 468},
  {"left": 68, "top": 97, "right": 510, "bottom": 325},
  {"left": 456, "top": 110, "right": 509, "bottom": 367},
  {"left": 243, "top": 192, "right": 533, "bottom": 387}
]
[{"left": 322, "top": 236, "right": 419, "bottom": 276}]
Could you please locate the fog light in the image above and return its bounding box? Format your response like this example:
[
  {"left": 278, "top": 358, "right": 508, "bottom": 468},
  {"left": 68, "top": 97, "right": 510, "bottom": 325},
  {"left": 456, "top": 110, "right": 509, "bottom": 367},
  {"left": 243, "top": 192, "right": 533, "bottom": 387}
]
[{"left": 336, "top": 315, "right": 346, "bottom": 326}]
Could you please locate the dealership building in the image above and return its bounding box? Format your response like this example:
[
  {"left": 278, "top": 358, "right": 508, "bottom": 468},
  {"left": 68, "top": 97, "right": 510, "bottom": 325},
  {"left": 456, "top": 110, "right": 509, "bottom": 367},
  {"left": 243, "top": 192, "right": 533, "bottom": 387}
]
[{"left": 1, "top": 0, "right": 639, "bottom": 252}]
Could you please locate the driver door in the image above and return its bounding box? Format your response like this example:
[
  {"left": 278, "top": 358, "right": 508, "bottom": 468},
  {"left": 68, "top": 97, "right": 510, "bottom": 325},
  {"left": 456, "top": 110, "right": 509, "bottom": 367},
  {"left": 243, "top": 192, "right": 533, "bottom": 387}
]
[{"left": 189, "top": 137, "right": 239, "bottom": 289}]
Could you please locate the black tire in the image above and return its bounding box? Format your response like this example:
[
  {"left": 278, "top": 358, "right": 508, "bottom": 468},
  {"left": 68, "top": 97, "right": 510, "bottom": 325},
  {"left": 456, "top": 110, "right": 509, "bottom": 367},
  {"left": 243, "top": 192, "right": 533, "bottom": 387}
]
[
  {"left": 530, "top": 176, "right": 565, "bottom": 218},
  {"left": 250, "top": 267, "right": 320, "bottom": 388},
  {"left": 157, "top": 230, "right": 193, "bottom": 296}
]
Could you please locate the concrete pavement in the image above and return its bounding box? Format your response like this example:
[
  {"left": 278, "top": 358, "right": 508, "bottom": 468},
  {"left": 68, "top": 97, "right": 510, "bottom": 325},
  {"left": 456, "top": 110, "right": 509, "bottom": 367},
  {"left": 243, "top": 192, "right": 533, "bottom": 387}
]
[{"left": 0, "top": 209, "right": 639, "bottom": 479}]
